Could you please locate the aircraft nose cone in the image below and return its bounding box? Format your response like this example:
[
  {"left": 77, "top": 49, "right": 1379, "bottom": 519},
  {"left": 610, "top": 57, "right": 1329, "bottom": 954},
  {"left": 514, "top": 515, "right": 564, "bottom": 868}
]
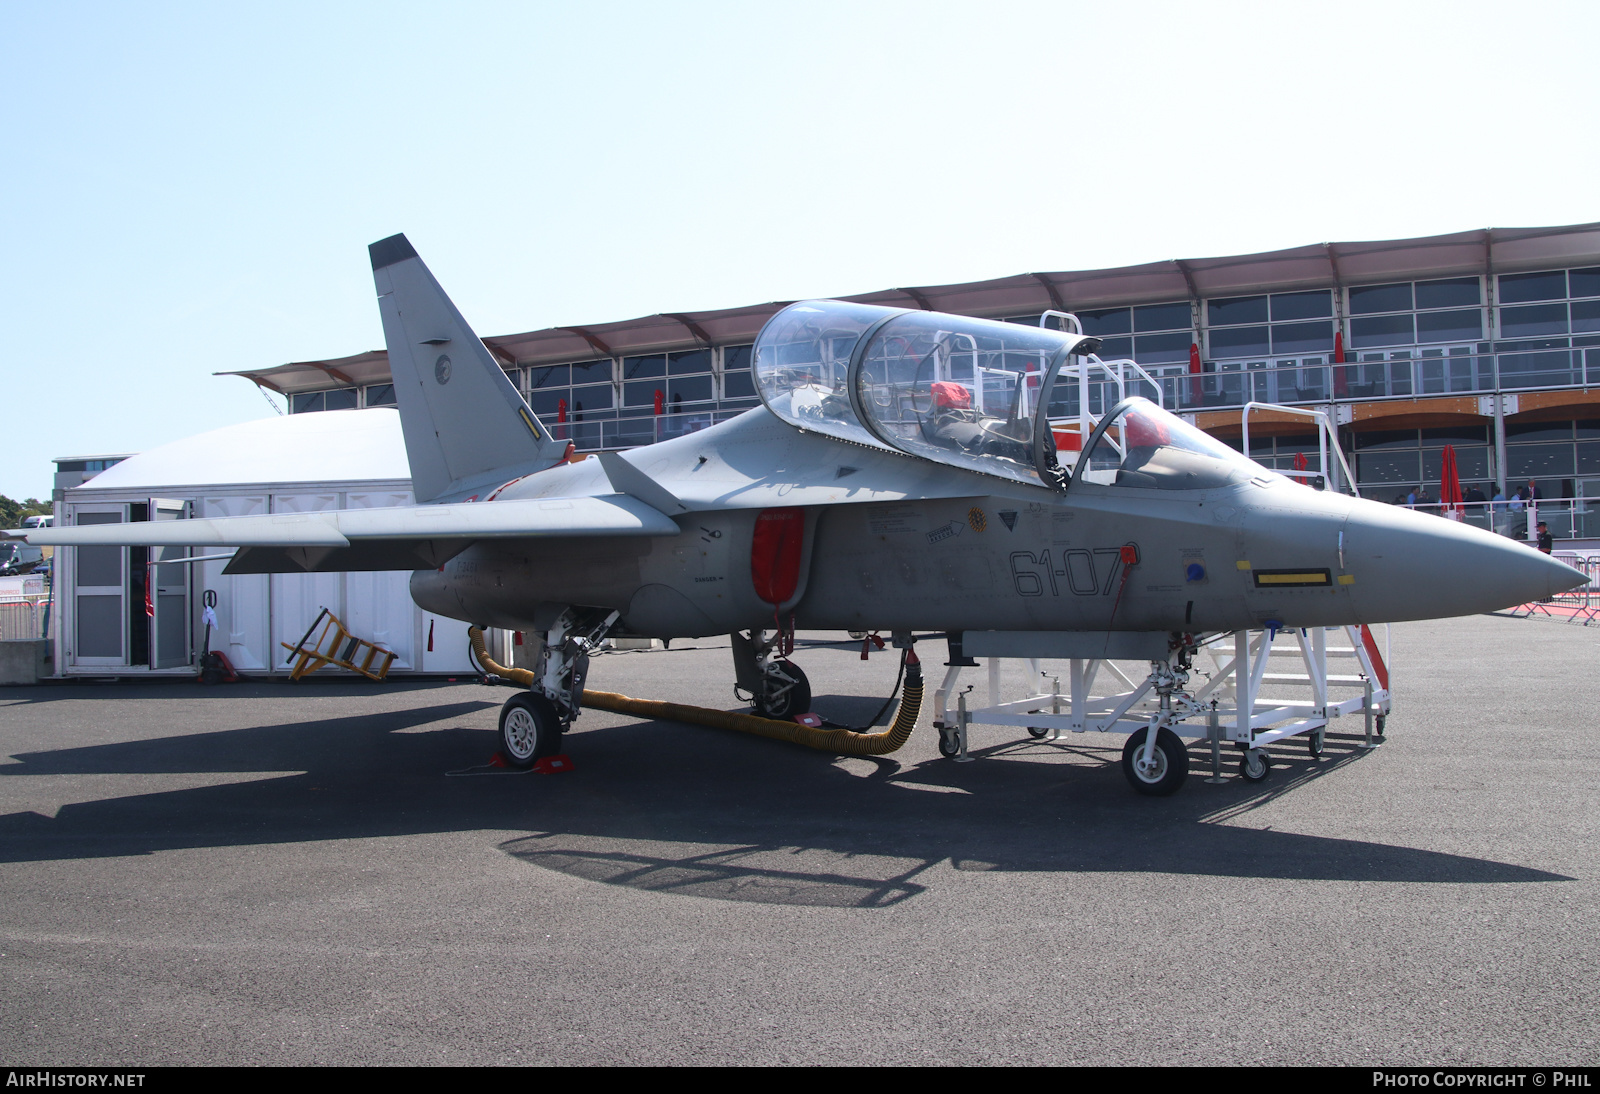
[{"left": 1345, "top": 501, "right": 1586, "bottom": 620}]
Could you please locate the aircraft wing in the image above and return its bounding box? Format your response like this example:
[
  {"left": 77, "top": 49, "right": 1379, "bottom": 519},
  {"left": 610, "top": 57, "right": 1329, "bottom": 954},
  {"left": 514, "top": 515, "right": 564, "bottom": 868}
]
[{"left": 12, "top": 494, "right": 680, "bottom": 573}]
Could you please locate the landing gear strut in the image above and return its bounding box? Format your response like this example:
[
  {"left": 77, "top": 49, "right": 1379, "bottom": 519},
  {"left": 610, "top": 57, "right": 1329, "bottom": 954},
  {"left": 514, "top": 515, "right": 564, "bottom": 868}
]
[
  {"left": 1118, "top": 647, "right": 1198, "bottom": 796},
  {"left": 731, "top": 629, "right": 811, "bottom": 720},
  {"left": 496, "top": 607, "right": 618, "bottom": 768}
]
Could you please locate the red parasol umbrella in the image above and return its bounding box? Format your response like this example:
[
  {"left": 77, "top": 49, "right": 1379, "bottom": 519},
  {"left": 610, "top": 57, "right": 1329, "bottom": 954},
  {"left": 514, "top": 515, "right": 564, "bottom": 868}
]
[
  {"left": 1188, "top": 342, "right": 1202, "bottom": 408},
  {"left": 1440, "top": 444, "right": 1463, "bottom": 520}
]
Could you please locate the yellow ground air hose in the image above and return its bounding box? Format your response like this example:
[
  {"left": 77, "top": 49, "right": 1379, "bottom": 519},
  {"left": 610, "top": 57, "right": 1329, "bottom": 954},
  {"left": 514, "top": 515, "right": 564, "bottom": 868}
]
[{"left": 468, "top": 627, "right": 923, "bottom": 756}]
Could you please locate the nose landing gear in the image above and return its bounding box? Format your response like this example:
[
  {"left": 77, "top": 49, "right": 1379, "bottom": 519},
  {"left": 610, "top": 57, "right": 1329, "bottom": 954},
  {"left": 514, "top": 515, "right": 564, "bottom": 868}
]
[{"left": 1121, "top": 726, "right": 1189, "bottom": 796}]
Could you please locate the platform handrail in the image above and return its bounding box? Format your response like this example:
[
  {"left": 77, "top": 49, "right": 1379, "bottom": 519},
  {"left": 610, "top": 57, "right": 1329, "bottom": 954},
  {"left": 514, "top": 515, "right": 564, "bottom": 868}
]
[{"left": 1241, "top": 401, "right": 1358, "bottom": 496}]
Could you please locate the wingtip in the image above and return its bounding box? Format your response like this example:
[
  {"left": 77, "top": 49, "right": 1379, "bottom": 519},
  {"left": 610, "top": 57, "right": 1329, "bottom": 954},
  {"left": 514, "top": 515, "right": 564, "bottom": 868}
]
[{"left": 369, "top": 233, "right": 418, "bottom": 271}]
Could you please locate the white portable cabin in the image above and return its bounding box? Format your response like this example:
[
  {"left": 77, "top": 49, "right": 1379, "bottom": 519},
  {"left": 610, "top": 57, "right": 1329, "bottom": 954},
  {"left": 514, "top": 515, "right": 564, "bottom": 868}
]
[{"left": 54, "top": 410, "right": 479, "bottom": 677}]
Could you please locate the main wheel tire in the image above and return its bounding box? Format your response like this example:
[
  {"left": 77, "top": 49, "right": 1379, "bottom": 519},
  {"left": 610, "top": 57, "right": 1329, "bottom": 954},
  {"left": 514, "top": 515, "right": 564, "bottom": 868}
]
[
  {"left": 1120, "top": 727, "right": 1189, "bottom": 796},
  {"left": 498, "top": 693, "right": 561, "bottom": 768},
  {"left": 1240, "top": 749, "right": 1271, "bottom": 782},
  {"left": 754, "top": 660, "right": 811, "bottom": 720}
]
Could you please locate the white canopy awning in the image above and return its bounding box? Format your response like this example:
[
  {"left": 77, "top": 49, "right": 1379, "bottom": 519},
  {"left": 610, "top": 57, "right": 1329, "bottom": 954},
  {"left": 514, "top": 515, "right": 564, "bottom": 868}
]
[
  {"left": 74, "top": 408, "right": 410, "bottom": 492},
  {"left": 222, "top": 222, "right": 1600, "bottom": 396}
]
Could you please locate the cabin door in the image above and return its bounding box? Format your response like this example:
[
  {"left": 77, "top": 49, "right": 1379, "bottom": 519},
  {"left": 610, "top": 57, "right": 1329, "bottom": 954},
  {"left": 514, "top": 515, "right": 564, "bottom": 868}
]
[
  {"left": 70, "top": 505, "right": 126, "bottom": 667},
  {"left": 148, "top": 498, "right": 192, "bottom": 669}
]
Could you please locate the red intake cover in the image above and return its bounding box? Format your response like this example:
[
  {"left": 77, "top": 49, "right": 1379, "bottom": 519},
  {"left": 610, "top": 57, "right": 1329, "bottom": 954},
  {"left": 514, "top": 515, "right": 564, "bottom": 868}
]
[{"left": 751, "top": 507, "right": 805, "bottom": 606}]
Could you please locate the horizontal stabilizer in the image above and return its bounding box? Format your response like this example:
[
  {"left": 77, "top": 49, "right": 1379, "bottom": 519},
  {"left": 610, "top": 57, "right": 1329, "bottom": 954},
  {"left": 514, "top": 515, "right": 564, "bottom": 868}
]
[{"left": 22, "top": 494, "right": 681, "bottom": 551}]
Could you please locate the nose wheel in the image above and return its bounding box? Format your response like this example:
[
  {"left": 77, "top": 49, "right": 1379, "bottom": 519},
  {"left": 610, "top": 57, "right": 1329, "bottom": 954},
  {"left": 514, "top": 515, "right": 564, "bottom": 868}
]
[{"left": 1121, "top": 727, "right": 1189, "bottom": 796}]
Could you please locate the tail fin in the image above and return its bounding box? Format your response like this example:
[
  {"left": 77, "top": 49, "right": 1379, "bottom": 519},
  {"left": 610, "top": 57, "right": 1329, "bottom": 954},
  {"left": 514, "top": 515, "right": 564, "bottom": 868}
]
[{"left": 369, "top": 234, "right": 566, "bottom": 503}]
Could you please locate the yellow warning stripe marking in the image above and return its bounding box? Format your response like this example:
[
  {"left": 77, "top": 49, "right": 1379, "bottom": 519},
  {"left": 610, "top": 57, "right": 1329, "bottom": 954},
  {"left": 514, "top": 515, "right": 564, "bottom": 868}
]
[
  {"left": 519, "top": 407, "right": 542, "bottom": 441},
  {"left": 1338, "top": 574, "right": 1355, "bottom": 585},
  {"left": 1256, "top": 572, "right": 1330, "bottom": 585},
  {"left": 1236, "top": 560, "right": 1251, "bottom": 570}
]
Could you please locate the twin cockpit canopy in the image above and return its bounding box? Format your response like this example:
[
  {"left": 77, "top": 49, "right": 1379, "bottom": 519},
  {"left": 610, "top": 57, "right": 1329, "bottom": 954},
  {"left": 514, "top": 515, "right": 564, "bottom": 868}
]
[{"left": 752, "top": 300, "right": 1263, "bottom": 492}]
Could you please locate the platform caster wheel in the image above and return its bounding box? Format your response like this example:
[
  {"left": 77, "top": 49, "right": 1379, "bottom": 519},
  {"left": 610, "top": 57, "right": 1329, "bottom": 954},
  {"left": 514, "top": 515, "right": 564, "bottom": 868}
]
[
  {"left": 1120, "top": 727, "right": 1189, "bottom": 796},
  {"left": 937, "top": 729, "right": 962, "bottom": 759},
  {"left": 754, "top": 660, "right": 810, "bottom": 720},
  {"left": 1374, "top": 715, "right": 1387, "bottom": 739},
  {"left": 1240, "top": 748, "right": 1271, "bottom": 782},
  {"left": 1308, "top": 729, "right": 1325, "bottom": 757},
  {"left": 498, "top": 692, "right": 562, "bottom": 768},
  {"left": 1026, "top": 725, "right": 1051, "bottom": 740}
]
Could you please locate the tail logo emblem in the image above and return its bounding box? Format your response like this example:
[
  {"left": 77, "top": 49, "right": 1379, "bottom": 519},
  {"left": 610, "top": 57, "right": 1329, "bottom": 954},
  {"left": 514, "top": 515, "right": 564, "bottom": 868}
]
[{"left": 434, "top": 354, "right": 453, "bottom": 385}]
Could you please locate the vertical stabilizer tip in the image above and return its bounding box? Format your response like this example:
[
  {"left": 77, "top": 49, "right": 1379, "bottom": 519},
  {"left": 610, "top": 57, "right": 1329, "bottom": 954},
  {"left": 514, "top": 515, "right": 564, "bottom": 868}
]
[{"left": 369, "top": 234, "right": 418, "bottom": 270}]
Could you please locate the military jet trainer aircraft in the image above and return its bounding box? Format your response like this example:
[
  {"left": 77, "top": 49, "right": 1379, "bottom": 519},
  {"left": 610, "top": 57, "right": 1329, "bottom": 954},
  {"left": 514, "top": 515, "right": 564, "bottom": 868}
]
[{"left": 18, "top": 235, "right": 1584, "bottom": 792}]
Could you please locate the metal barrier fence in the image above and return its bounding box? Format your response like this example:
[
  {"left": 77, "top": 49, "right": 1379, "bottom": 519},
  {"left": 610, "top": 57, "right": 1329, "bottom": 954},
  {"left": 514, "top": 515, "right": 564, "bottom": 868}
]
[
  {"left": 1508, "top": 552, "right": 1600, "bottom": 624},
  {"left": 1037, "top": 347, "right": 1600, "bottom": 421},
  {"left": 551, "top": 408, "right": 747, "bottom": 452},
  {"left": 0, "top": 595, "right": 51, "bottom": 641}
]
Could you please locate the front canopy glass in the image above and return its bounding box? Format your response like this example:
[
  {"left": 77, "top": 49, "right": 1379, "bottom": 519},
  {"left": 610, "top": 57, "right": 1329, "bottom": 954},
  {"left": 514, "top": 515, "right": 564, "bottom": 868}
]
[
  {"left": 1076, "top": 397, "right": 1264, "bottom": 491},
  {"left": 754, "top": 301, "right": 1091, "bottom": 487}
]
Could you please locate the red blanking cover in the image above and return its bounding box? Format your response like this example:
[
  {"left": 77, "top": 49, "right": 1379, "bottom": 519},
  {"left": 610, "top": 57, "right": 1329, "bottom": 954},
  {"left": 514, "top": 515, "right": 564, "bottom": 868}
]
[{"left": 751, "top": 507, "right": 805, "bottom": 605}]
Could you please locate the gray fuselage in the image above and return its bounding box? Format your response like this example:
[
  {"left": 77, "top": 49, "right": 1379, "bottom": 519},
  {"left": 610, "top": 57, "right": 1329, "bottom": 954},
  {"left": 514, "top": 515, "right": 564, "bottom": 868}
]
[{"left": 409, "top": 407, "right": 1576, "bottom": 638}]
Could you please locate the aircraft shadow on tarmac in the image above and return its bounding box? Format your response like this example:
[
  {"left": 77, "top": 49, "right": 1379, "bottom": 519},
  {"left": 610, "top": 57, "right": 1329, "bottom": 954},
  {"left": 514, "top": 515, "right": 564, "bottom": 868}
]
[{"left": 0, "top": 684, "right": 1572, "bottom": 905}]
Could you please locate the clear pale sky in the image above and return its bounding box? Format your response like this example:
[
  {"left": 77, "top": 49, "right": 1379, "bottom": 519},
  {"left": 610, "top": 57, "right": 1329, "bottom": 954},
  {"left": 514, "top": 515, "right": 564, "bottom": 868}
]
[{"left": 2, "top": 0, "right": 1596, "bottom": 501}]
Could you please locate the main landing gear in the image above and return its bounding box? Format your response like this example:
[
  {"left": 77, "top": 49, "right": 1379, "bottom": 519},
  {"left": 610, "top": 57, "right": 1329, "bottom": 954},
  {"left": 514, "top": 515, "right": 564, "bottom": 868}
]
[
  {"left": 498, "top": 692, "right": 562, "bottom": 767},
  {"left": 495, "top": 607, "right": 618, "bottom": 768},
  {"left": 731, "top": 629, "right": 811, "bottom": 720}
]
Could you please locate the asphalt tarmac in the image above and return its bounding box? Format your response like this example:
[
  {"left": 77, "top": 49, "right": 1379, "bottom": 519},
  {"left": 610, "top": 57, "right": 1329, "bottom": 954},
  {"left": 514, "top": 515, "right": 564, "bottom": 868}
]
[{"left": 1, "top": 614, "right": 1596, "bottom": 1066}]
